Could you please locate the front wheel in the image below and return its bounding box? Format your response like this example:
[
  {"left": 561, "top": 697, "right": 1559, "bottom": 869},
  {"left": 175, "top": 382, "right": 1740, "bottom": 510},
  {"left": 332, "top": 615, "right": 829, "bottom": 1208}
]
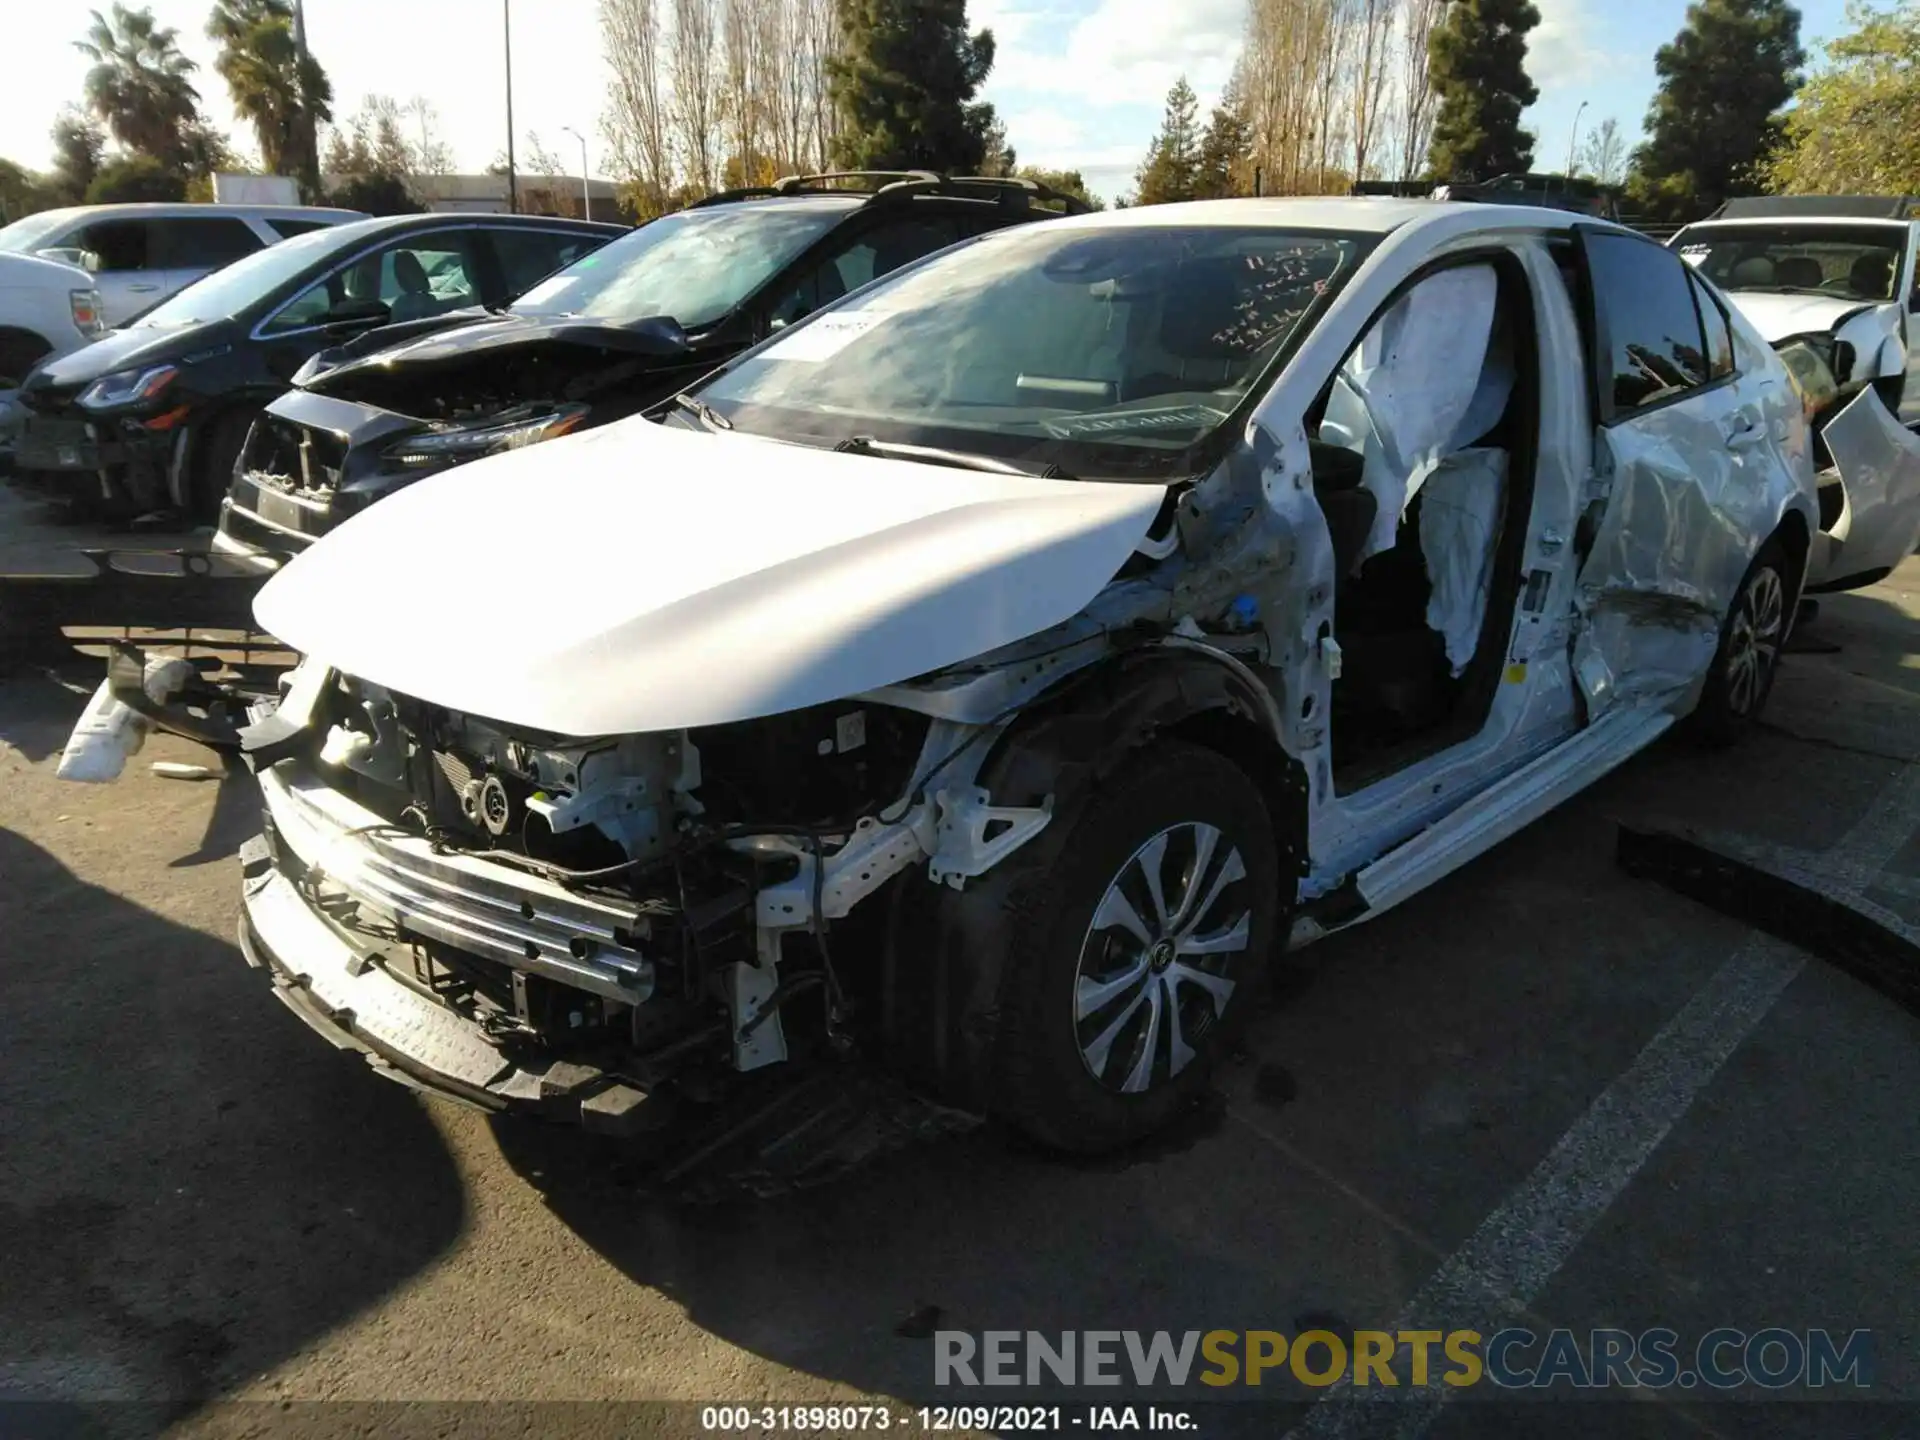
[
  {"left": 1690, "top": 539, "right": 1790, "bottom": 745},
  {"left": 186, "top": 407, "right": 260, "bottom": 523},
  {"left": 991, "top": 741, "right": 1282, "bottom": 1153}
]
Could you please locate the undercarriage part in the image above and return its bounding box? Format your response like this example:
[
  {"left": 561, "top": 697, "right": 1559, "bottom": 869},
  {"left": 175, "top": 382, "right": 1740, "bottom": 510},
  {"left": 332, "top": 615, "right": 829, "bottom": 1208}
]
[{"left": 1616, "top": 824, "right": 1920, "bottom": 1015}]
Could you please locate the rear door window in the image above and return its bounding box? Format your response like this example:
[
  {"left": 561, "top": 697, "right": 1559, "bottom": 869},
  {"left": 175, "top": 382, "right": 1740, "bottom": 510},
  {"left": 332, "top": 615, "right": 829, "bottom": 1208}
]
[
  {"left": 1688, "top": 271, "right": 1735, "bottom": 380},
  {"left": 1583, "top": 231, "right": 1712, "bottom": 416},
  {"left": 152, "top": 217, "right": 263, "bottom": 269},
  {"left": 75, "top": 219, "right": 152, "bottom": 272}
]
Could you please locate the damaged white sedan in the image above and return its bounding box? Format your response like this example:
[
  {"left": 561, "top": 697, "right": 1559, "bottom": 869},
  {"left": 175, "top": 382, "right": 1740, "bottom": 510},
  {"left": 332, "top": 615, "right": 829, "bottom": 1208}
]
[{"left": 146, "top": 199, "right": 1920, "bottom": 1152}]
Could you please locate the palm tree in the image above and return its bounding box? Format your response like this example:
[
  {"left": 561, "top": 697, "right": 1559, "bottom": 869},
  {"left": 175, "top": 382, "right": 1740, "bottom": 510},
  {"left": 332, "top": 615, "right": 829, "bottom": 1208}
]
[
  {"left": 206, "top": 0, "right": 332, "bottom": 187},
  {"left": 74, "top": 5, "right": 202, "bottom": 169}
]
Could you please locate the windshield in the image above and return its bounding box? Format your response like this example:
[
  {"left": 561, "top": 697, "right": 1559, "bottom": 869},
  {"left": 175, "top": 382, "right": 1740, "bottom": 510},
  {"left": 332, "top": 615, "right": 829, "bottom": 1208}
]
[
  {"left": 1676, "top": 223, "right": 1908, "bottom": 302},
  {"left": 130, "top": 224, "right": 349, "bottom": 327},
  {"left": 510, "top": 203, "right": 846, "bottom": 329},
  {"left": 0, "top": 211, "right": 74, "bottom": 254},
  {"left": 690, "top": 223, "right": 1373, "bottom": 480}
]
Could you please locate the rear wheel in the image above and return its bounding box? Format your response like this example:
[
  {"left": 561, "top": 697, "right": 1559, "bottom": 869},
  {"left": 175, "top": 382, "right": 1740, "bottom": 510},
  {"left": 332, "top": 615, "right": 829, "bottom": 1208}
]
[
  {"left": 1690, "top": 539, "right": 1789, "bottom": 745},
  {"left": 991, "top": 741, "right": 1281, "bottom": 1153}
]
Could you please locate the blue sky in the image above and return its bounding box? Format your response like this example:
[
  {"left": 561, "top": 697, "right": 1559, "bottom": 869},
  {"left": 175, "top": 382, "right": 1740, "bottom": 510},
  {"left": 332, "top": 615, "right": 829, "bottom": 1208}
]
[{"left": 2, "top": 0, "right": 1867, "bottom": 204}]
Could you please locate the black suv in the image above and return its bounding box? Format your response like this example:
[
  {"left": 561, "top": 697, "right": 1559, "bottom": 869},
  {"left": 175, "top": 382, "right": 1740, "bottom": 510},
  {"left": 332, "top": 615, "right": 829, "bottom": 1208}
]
[
  {"left": 216, "top": 172, "right": 1089, "bottom": 565},
  {"left": 12, "top": 213, "right": 621, "bottom": 523}
]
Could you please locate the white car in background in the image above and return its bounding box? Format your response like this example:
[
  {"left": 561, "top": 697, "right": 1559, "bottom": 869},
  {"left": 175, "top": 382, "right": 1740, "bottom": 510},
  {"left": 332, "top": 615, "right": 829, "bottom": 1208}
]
[
  {"left": 1671, "top": 195, "right": 1920, "bottom": 590},
  {"left": 0, "top": 202, "right": 363, "bottom": 328},
  {"left": 0, "top": 250, "right": 104, "bottom": 461}
]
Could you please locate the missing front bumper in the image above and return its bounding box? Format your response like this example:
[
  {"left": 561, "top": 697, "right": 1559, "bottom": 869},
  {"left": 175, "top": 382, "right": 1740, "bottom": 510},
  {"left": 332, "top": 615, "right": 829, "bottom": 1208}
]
[{"left": 239, "top": 845, "right": 654, "bottom": 1131}]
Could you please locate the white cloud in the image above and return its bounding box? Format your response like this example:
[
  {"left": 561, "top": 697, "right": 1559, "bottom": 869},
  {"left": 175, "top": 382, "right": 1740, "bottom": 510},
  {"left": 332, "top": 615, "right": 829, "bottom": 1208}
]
[{"left": 985, "top": 0, "right": 1244, "bottom": 109}]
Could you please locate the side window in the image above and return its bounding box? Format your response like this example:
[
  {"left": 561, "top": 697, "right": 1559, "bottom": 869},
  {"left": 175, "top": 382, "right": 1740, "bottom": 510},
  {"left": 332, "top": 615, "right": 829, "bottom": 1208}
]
[
  {"left": 763, "top": 216, "right": 962, "bottom": 329},
  {"left": 265, "top": 231, "right": 485, "bottom": 334},
  {"left": 152, "top": 217, "right": 262, "bottom": 270},
  {"left": 490, "top": 228, "right": 600, "bottom": 297},
  {"left": 266, "top": 218, "right": 331, "bottom": 239},
  {"left": 1688, "top": 272, "right": 1735, "bottom": 380},
  {"left": 1585, "top": 232, "right": 1710, "bottom": 415},
  {"left": 76, "top": 219, "right": 152, "bottom": 272}
]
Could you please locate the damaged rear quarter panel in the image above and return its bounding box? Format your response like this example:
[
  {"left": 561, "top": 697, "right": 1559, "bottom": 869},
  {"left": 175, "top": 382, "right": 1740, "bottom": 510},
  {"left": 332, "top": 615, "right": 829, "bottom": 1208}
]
[{"left": 1574, "top": 300, "right": 1815, "bottom": 708}]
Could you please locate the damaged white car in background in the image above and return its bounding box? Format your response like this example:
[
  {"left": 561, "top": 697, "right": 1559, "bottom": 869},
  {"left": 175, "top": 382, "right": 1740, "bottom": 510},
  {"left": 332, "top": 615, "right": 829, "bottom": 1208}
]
[
  {"left": 65, "top": 199, "right": 1920, "bottom": 1155},
  {"left": 1671, "top": 194, "right": 1920, "bottom": 592}
]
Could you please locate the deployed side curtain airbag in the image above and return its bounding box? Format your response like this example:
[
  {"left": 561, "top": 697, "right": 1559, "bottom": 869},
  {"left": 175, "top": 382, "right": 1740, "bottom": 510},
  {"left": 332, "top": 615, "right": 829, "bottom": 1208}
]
[
  {"left": 1420, "top": 447, "right": 1509, "bottom": 676},
  {"left": 1337, "top": 264, "right": 1501, "bottom": 564}
]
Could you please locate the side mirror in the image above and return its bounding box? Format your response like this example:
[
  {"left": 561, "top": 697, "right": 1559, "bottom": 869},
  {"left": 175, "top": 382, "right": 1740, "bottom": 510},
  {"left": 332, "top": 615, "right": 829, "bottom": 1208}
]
[{"left": 38, "top": 246, "right": 100, "bottom": 273}]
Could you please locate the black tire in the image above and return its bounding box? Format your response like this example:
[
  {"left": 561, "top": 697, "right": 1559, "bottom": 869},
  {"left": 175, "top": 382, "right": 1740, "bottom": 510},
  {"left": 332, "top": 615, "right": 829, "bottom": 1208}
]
[
  {"left": 187, "top": 407, "right": 259, "bottom": 522},
  {"left": 0, "top": 328, "right": 52, "bottom": 389},
  {"left": 991, "top": 741, "right": 1282, "bottom": 1153},
  {"left": 1690, "top": 538, "right": 1790, "bottom": 746}
]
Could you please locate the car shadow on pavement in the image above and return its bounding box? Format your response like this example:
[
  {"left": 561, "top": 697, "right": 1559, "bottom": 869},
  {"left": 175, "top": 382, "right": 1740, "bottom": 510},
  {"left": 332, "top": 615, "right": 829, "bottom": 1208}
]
[
  {"left": 0, "top": 828, "right": 467, "bottom": 1422},
  {"left": 166, "top": 761, "right": 258, "bottom": 869}
]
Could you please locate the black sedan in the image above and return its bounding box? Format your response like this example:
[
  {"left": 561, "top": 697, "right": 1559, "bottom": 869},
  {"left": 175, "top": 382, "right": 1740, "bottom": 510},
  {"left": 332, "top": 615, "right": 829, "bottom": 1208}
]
[
  {"left": 214, "top": 172, "right": 1087, "bottom": 564},
  {"left": 10, "top": 212, "right": 623, "bottom": 523}
]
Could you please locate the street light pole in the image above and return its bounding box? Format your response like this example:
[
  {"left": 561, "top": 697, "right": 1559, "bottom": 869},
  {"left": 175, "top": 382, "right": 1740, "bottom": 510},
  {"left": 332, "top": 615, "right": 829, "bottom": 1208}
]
[
  {"left": 503, "top": 0, "right": 518, "bottom": 214},
  {"left": 1567, "top": 100, "right": 1589, "bottom": 183},
  {"left": 562, "top": 125, "right": 591, "bottom": 221}
]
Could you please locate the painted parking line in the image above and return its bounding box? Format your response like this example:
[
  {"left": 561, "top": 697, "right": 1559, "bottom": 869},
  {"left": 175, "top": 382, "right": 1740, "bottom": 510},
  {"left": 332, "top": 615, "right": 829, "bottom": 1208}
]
[{"left": 1287, "top": 763, "right": 1920, "bottom": 1439}]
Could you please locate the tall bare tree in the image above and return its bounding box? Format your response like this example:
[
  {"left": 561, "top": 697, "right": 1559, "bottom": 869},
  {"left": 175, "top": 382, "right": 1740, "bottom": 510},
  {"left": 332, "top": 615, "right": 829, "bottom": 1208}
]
[
  {"left": 670, "top": 0, "right": 723, "bottom": 191},
  {"left": 1577, "top": 115, "right": 1627, "bottom": 186},
  {"left": 601, "top": 0, "right": 675, "bottom": 208},
  {"left": 600, "top": 0, "right": 838, "bottom": 208},
  {"left": 1392, "top": 0, "right": 1445, "bottom": 181},
  {"left": 1349, "top": 0, "right": 1398, "bottom": 180},
  {"left": 1241, "top": 0, "right": 1361, "bottom": 194}
]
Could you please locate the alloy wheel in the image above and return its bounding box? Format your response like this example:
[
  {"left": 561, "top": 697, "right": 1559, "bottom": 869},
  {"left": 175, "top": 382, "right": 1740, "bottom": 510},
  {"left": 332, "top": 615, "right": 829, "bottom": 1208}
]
[
  {"left": 1073, "top": 821, "right": 1252, "bottom": 1094},
  {"left": 1725, "top": 564, "right": 1785, "bottom": 716}
]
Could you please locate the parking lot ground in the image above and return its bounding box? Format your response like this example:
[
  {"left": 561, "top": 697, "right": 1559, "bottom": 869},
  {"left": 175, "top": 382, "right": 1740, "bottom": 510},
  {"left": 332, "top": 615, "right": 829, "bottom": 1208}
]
[{"left": 0, "top": 558, "right": 1916, "bottom": 1438}]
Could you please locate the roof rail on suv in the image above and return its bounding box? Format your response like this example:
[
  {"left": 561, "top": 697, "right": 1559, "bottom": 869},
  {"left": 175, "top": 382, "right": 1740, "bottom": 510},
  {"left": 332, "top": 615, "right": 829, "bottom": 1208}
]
[{"left": 688, "top": 170, "right": 1091, "bottom": 215}]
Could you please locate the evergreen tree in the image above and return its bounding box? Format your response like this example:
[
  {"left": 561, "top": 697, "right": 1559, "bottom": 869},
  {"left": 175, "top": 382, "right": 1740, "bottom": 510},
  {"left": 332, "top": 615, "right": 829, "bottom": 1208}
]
[
  {"left": 1427, "top": 0, "right": 1540, "bottom": 180},
  {"left": 1194, "top": 77, "right": 1252, "bottom": 199},
  {"left": 1134, "top": 76, "right": 1202, "bottom": 205},
  {"left": 1630, "top": 0, "right": 1803, "bottom": 220},
  {"left": 829, "top": 0, "right": 999, "bottom": 172}
]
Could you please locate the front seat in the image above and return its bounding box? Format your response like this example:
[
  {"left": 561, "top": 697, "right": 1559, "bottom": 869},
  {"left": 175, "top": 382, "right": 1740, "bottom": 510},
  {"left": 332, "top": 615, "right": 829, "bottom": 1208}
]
[
  {"left": 1849, "top": 252, "right": 1894, "bottom": 300},
  {"left": 388, "top": 251, "right": 435, "bottom": 323}
]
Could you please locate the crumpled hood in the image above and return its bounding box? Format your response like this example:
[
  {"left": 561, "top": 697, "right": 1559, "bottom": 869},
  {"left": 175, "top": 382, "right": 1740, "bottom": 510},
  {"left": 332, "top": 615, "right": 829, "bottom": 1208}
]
[
  {"left": 254, "top": 417, "right": 1167, "bottom": 736},
  {"left": 1724, "top": 291, "right": 1884, "bottom": 344},
  {"left": 304, "top": 311, "right": 680, "bottom": 392}
]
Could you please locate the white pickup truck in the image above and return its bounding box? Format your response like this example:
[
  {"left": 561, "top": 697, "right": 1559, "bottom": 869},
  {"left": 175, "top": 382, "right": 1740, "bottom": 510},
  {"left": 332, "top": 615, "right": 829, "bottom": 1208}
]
[
  {"left": 1669, "top": 195, "right": 1920, "bottom": 421},
  {"left": 0, "top": 251, "right": 105, "bottom": 460}
]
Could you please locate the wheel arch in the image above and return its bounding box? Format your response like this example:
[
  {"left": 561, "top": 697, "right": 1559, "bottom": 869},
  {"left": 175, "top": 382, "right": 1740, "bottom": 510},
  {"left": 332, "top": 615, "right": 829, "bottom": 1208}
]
[
  {"left": 0, "top": 325, "right": 55, "bottom": 385},
  {"left": 879, "top": 644, "right": 1308, "bottom": 1111}
]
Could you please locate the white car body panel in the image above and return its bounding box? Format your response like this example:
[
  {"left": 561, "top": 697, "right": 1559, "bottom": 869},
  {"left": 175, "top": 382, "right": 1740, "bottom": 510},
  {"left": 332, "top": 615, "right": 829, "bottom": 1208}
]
[
  {"left": 0, "top": 251, "right": 101, "bottom": 452},
  {"left": 253, "top": 417, "right": 1166, "bottom": 736},
  {"left": 1817, "top": 385, "right": 1920, "bottom": 582}
]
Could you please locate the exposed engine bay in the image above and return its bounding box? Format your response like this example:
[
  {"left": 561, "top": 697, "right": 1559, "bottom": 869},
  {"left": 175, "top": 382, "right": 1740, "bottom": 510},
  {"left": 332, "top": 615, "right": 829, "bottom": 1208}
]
[{"left": 242, "top": 656, "right": 1054, "bottom": 1126}]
